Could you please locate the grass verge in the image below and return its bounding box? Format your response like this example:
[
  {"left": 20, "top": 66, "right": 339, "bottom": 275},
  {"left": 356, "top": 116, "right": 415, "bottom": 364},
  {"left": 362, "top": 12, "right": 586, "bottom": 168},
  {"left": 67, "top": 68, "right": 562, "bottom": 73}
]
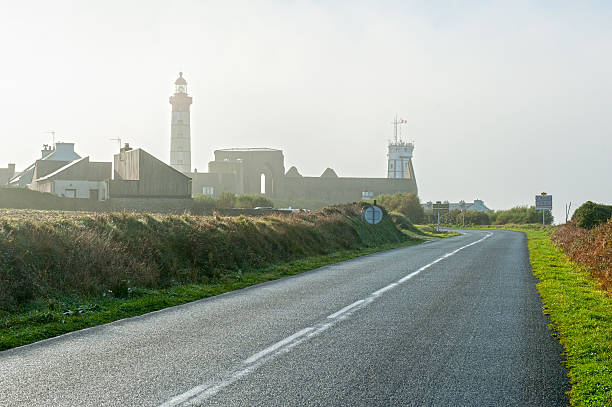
[
  {"left": 0, "top": 230, "right": 455, "bottom": 352},
  {"left": 524, "top": 228, "right": 611, "bottom": 406}
]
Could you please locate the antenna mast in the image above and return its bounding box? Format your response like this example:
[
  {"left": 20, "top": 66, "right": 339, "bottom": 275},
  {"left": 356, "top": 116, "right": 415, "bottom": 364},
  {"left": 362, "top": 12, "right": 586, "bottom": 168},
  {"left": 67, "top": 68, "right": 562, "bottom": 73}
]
[
  {"left": 391, "top": 115, "right": 406, "bottom": 144},
  {"left": 43, "top": 131, "right": 56, "bottom": 149},
  {"left": 109, "top": 138, "right": 122, "bottom": 151}
]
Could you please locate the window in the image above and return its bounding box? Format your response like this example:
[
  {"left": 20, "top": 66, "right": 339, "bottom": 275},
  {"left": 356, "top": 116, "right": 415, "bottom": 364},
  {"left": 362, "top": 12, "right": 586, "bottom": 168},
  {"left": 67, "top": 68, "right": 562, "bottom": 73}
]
[
  {"left": 260, "top": 173, "right": 266, "bottom": 194},
  {"left": 65, "top": 189, "right": 77, "bottom": 198},
  {"left": 362, "top": 191, "right": 374, "bottom": 201},
  {"left": 203, "top": 186, "right": 214, "bottom": 196}
]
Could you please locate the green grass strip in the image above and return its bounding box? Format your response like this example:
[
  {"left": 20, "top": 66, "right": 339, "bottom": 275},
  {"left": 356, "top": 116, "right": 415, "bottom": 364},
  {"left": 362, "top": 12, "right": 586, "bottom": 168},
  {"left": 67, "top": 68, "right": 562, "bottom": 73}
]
[
  {"left": 524, "top": 228, "right": 612, "bottom": 406},
  {"left": 0, "top": 233, "right": 455, "bottom": 352}
]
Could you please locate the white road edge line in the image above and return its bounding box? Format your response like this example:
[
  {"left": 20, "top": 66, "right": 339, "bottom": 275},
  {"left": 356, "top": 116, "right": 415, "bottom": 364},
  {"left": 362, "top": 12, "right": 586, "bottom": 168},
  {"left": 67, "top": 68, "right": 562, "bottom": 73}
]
[{"left": 158, "top": 232, "right": 493, "bottom": 406}]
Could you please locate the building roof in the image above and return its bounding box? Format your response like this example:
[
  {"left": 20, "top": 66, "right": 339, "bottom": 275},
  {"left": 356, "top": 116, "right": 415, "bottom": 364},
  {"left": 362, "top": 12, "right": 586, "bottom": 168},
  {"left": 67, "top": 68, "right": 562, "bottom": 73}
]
[
  {"left": 285, "top": 166, "right": 302, "bottom": 177},
  {"left": 9, "top": 142, "right": 81, "bottom": 186},
  {"left": 320, "top": 168, "right": 338, "bottom": 178},
  {"left": 216, "top": 148, "right": 282, "bottom": 152},
  {"left": 35, "top": 157, "right": 88, "bottom": 182},
  {"left": 175, "top": 72, "right": 187, "bottom": 85}
]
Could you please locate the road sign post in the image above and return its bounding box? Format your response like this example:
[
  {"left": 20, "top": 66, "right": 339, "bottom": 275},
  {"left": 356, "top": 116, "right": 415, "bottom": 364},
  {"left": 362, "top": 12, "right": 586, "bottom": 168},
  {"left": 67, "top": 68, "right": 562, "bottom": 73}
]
[
  {"left": 535, "top": 193, "right": 552, "bottom": 228},
  {"left": 364, "top": 205, "right": 383, "bottom": 225},
  {"left": 432, "top": 201, "right": 450, "bottom": 232},
  {"left": 362, "top": 201, "right": 383, "bottom": 246}
]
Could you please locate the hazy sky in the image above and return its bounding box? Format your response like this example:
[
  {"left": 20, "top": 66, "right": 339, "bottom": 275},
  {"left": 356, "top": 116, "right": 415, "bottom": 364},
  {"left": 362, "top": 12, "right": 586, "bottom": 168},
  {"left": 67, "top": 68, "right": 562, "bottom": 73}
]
[{"left": 1, "top": 0, "right": 611, "bottom": 222}]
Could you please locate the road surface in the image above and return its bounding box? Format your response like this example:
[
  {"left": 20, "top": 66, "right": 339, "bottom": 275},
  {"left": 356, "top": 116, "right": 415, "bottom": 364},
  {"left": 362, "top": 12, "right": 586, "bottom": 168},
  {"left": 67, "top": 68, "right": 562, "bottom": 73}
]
[{"left": 0, "top": 230, "right": 569, "bottom": 406}]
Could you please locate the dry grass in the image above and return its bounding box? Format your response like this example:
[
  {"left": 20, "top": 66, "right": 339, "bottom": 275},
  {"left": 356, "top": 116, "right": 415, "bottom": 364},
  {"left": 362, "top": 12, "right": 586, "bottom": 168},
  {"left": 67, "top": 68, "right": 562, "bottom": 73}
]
[
  {"left": 552, "top": 219, "right": 612, "bottom": 292},
  {"left": 0, "top": 204, "right": 406, "bottom": 310}
]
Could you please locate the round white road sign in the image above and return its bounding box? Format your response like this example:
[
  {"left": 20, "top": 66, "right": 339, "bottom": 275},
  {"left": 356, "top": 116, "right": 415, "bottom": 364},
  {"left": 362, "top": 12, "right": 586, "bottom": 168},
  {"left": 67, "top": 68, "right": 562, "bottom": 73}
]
[{"left": 364, "top": 205, "right": 383, "bottom": 224}]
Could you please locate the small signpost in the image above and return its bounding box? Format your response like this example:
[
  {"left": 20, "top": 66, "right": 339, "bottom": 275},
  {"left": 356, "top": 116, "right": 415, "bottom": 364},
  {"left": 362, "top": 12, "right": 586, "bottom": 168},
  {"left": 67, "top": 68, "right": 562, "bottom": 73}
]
[
  {"left": 535, "top": 193, "right": 552, "bottom": 227},
  {"left": 432, "top": 201, "right": 450, "bottom": 232},
  {"left": 362, "top": 200, "right": 384, "bottom": 245},
  {"left": 364, "top": 205, "right": 383, "bottom": 225}
]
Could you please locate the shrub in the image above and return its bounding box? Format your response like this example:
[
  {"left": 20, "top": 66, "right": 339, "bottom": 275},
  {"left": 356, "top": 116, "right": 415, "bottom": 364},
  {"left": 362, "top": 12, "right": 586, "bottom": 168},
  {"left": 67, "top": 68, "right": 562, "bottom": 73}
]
[
  {"left": 440, "top": 209, "right": 491, "bottom": 225},
  {"left": 216, "top": 192, "right": 236, "bottom": 208},
  {"left": 552, "top": 218, "right": 612, "bottom": 291},
  {"left": 388, "top": 211, "right": 422, "bottom": 234},
  {"left": 372, "top": 193, "right": 424, "bottom": 224},
  {"left": 193, "top": 194, "right": 217, "bottom": 211},
  {"left": 235, "top": 194, "right": 274, "bottom": 208},
  {"left": 492, "top": 206, "right": 553, "bottom": 225},
  {"left": 571, "top": 201, "right": 612, "bottom": 229}
]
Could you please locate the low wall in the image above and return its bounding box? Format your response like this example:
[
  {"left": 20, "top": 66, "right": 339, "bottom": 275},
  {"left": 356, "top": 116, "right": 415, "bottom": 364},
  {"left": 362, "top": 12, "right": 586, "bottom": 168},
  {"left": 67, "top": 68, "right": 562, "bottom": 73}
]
[{"left": 110, "top": 197, "right": 193, "bottom": 213}]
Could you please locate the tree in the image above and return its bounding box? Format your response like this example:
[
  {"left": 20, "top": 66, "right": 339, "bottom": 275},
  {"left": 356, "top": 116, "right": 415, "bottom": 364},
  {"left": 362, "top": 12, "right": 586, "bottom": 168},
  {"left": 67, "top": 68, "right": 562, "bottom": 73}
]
[{"left": 372, "top": 193, "right": 425, "bottom": 224}]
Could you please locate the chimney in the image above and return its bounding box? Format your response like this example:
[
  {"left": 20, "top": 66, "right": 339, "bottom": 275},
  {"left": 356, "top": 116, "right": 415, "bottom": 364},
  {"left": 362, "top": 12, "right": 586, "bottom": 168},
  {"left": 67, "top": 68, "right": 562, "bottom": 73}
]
[
  {"left": 41, "top": 144, "right": 54, "bottom": 158},
  {"left": 120, "top": 143, "right": 132, "bottom": 153},
  {"left": 7, "top": 164, "right": 15, "bottom": 178}
]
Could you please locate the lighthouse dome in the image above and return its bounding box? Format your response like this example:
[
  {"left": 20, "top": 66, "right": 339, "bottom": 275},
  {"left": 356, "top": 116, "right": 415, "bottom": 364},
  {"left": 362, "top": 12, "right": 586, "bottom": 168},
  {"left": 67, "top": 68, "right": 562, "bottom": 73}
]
[{"left": 175, "top": 72, "right": 187, "bottom": 85}]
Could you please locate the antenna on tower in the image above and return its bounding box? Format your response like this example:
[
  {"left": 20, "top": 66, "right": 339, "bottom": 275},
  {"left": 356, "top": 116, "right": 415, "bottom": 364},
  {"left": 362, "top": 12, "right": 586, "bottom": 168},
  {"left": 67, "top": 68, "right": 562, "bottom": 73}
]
[
  {"left": 43, "top": 131, "right": 56, "bottom": 149},
  {"left": 391, "top": 115, "right": 407, "bottom": 144}
]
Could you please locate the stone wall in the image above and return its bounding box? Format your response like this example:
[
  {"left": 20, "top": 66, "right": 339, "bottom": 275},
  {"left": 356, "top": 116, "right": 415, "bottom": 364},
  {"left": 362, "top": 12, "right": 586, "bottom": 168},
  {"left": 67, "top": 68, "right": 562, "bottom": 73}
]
[
  {"left": 109, "top": 197, "right": 193, "bottom": 213},
  {"left": 278, "top": 176, "right": 418, "bottom": 204}
]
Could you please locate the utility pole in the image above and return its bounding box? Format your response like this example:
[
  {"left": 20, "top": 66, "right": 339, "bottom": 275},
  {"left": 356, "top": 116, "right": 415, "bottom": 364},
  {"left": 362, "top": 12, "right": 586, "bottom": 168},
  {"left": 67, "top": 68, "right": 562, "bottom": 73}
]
[{"left": 565, "top": 202, "right": 572, "bottom": 224}]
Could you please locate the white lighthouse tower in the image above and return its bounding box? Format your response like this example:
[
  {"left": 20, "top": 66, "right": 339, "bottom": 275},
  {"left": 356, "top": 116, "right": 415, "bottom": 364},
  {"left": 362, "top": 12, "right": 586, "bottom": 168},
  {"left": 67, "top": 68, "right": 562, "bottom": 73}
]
[
  {"left": 169, "top": 72, "right": 193, "bottom": 174},
  {"left": 387, "top": 117, "right": 415, "bottom": 179}
]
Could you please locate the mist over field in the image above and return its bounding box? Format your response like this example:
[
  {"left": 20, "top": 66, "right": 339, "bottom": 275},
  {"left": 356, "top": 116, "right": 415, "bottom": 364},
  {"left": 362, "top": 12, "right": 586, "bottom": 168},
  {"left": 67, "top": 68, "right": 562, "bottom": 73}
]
[{"left": 1, "top": 1, "right": 611, "bottom": 222}]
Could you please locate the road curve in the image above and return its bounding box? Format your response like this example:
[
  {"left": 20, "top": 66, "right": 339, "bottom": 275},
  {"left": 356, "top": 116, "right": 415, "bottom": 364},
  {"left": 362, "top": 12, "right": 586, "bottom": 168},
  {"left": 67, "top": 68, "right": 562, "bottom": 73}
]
[{"left": 0, "top": 230, "right": 569, "bottom": 406}]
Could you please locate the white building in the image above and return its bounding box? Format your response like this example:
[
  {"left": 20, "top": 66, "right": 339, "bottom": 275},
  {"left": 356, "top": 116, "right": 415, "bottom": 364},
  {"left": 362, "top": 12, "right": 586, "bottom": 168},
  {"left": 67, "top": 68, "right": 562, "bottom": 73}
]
[
  {"left": 387, "top": 117, "right": 416, "bottom": 180},
  {"left": 9, "top": 142, "right": 82, "bottom": 187},
  {"left": 169, "top": 72, "right": 193, "bottom": 174},
  {"left": 30, "top": 157, "right": 111, "bottom": 200}
]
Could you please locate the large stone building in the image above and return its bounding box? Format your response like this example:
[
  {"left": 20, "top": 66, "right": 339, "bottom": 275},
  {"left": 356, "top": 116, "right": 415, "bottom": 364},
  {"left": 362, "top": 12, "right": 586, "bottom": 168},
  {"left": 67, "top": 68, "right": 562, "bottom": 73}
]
[{"left": 190, "top": 146, "right": 417, "bottom": 204}]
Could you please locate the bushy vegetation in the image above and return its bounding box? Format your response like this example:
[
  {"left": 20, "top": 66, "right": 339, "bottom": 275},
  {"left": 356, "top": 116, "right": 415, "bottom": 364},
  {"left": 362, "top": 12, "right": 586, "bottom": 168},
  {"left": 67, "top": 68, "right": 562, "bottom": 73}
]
[
  {"left": 388, "top": 211, "right": 424, "bottom": 235},
  {"left": 271, "top": 198, "right": 329, "bottom": 210},
  {"left": 371, "top": 192, "right": 425, "bottom": 224},
  {"left": 0, "top": 204, "right": 407, "bottom": 311},
  {"left": 431, "top": 209, "right": 491, "bottom": 226},
  {"left": 571, "top": 201, "right": 612, "bottom": 229},
  {"left": 526, "top": 228, "right": 612, "bottom": 406},
  {"left": 490, "top": 205, "right": 553, "bottom": 225},
  {"left": 426, "top": 205, "right": 553, "bottom": 226},
  {"left": 193, "top": 193, "right": 274, "bottom": 210},
  {"left": 553, "top": 219, "right": 612, "bottom": 292}
]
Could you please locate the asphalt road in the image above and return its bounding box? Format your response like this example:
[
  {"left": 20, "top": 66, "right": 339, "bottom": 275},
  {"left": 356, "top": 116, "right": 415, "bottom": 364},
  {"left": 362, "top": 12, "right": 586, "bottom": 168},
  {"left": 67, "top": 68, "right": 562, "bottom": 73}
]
[{"left": 0, "top": 230, "right": 569, "bottom": 406}]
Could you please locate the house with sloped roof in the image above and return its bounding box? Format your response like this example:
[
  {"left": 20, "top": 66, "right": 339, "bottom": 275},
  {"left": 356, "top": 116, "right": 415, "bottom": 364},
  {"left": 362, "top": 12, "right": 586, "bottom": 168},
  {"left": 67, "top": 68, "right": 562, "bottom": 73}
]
[
  {"left": 9, "top": 143, "right": 82, "bottom": 187},
  {"left": 30, "top": 157, "right": 112, "bottom": 200}
]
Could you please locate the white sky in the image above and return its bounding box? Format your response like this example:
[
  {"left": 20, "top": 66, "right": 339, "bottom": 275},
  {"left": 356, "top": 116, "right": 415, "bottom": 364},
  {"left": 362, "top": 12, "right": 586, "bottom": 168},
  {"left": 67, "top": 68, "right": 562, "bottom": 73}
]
[{"left": 1, "top": 0, "right": 611, "bottom": 222}]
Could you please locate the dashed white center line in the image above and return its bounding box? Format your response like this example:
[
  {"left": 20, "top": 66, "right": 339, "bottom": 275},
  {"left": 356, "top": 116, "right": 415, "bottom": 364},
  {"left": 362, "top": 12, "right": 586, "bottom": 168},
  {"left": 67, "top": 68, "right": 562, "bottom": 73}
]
[
  {"left": 159, "top": 232, "right": 492, "bottom": 406},
  {"left": 327, "top": 299, "right": 365, "bottom": 319},
  {"left": 243, "top": 327, "right": 314, "bottom": 365}
]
